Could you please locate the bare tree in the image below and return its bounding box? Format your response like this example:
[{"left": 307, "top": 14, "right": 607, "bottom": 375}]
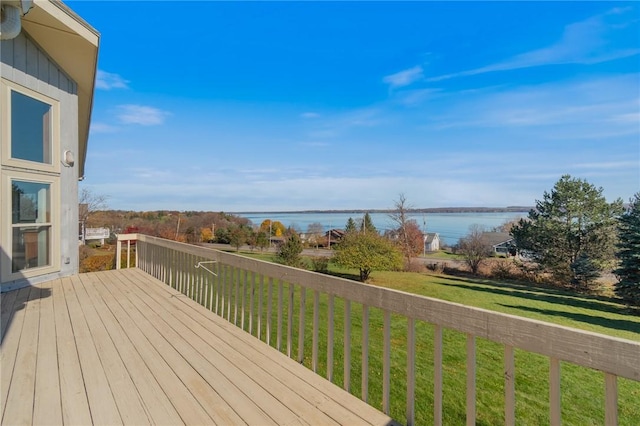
[
  {"left": 307, "top": 222, "right": 324, "bottom": 249},
  {"left": 79, "top": 187, "right": 109, "bottom": 226},
  {"left": 458, "top": 224, "right": 492, "bottom": 275},
  {"left": 389, "top": 193, "right": 422, "bottom": 267}
]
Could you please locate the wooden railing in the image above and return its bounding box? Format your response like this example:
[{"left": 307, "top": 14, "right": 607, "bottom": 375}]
[{"left": 117, "top": 234, "right": 640, "bottom": 425}]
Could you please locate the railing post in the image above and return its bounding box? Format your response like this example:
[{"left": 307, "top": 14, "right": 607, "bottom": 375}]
[{"left": 116, "top": 237, "right": 122, "bottom": 270}]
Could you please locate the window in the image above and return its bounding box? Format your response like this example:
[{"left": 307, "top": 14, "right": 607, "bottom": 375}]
[
  {"left": 11, "top": 91, "right": 52, "bottom": 164},
  {"left": 1, "top": 80, "right": 61, "bottom": 282},
  {"left": 1, "top": 80, "right": 59, "bottom": 173},
  {"left": 10, "top": 180, "right": 52, "bottom": 272}
]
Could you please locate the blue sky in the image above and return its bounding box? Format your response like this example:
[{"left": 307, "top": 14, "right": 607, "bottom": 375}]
[{"left": 71, "top": 1, "right": 639, "bottom": 212}]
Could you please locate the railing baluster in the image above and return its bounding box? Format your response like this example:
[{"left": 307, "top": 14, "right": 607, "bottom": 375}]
[
  {"left": 327, "top": 294, "right": 334, "bottom": 382},
  {"left": 312, "top": 290, "right": 319, "bottom": 372},
  {"left": 234, "top": 268, "right": 240, "bottom": 326},
  {"left": 407, "top": 317, "right": 415, "bottom": 426},
  {"left": 241, "top": 269, "right": 247, "bottom": 330},
  {"left": 221, "top": 265, "right": 227, "bottom": 319},
  {"left": 298, "top": 287, "right": 306, "bottom": 363},
  {"left": 344, "top": 300, "right": 351, "bottom": 392},
  {"left": 505, "top": 345, "right": 515, "bottom": 426},
  {"left": 277, "top": 280, "right": 283, "bottom": 351},
  {"left": 362, "top": 304, "right": 369, "bottom": 403},
  {"left": 227, "top": 266, "right": 233, "bottom": 322},
  {"left": 605, "top": 373, "right": 618, "bottom": 426},
  {"left": 383, "top": 310, "right": 390, "bottom": 415},
  {"left": 258, "top": 274, "right": 264, "bottom": 340},
  {"left": 467, "top": 334, "right": 476, "bottom": 426},
  {"left": 267, "top": 277, "right": 273, "bottom": 346},
  {"left": 288, "top": 283, "right": 294, "bottom": 358},
  {"left": 434, "top": 324, "right": 443, "bottom": 426},
  {"left": 550, "top": 357, "right": 561, "bottom": 426},
  {"left": 249, "top": 271, "right": 255, "bottom": 334}
]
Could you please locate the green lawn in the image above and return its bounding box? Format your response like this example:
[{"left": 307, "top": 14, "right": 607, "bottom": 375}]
[{"left": 215, "top": 249, "right": 640, "bottom": 424}]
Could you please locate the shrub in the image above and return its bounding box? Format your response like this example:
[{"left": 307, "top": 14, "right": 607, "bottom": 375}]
[
  {"left": 426, "top": 262, "right": 445, "bottom": 274},
  {"left": 310, "top": 256, "right": 329, "bottom": 273},
  {"left": 80, "top": 254, "right": 115, "bottom": 273}
]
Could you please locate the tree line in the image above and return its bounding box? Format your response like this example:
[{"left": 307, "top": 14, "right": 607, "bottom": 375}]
[{"left": 82, "top": 175, "right": 639, "bottom": 306}]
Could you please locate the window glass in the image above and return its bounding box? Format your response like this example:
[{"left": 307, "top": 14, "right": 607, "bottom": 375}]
[
  {"left": 11, "top": 90, "right": 52, "bottom": 164},
  {"left": 11, "top": 181, "right": 52, "bottom": 272},
  {"left": 12, "top": 226, "right": 50, "bottom": 272},
  {"left": 11, "top": 181, "right": 50, "bottom": 224}
]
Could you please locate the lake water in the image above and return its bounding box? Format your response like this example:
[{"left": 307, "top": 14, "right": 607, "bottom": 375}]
[{"left": 239, "top": 211, "right": 527, "bottom": 246}]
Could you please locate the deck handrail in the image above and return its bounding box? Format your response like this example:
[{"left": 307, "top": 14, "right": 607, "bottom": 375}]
[{"left": 117, "top": 233, "right": 639, "bottom": 425}]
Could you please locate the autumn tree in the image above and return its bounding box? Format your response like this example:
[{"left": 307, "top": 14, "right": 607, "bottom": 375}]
[
  {"left": 458, "top": 225, "right": 492, "bottom": 275},
  {"left": 389, "top": 194, "right": 423, "bottom": 266},
  {"left": 332, "top": 231, "right": 403, "bottom": 282},
  {"left": 615, "top": 193, "right": 640, "bottom": 305},
  {"left": 511, "top": 175, "right": 623, "bottom": 288}
]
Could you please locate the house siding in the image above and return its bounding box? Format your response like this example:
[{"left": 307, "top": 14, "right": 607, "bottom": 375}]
[{"left": 1, "top": 32, "right": 80, "bottom": 291}]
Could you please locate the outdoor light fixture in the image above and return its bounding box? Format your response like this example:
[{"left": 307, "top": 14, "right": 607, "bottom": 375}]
[{"left": 63, "top": 150, "right": 75, "bottom": 167}]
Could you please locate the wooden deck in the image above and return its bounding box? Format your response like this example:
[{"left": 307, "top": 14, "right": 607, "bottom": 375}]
[{"left": 1, "top": 268, "right": 397, "bottom": 425}]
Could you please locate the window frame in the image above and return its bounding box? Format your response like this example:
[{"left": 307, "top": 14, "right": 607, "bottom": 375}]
[
  {"left": 1, "top": 78, "right": 62, "bottom": 283},
  {"left": 0, "top": 79, "right": 60, "bottom": 174},
  {"left": 1, "top": 171, "right": 60, "bottom": 281}
]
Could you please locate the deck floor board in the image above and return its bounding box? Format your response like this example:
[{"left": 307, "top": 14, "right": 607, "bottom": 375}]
[{"left": 1, "top": 269, "right": 396, "bottom": 425}]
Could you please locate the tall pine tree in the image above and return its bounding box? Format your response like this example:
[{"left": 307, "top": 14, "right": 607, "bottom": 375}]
[{"left": 615, "top": 193, "right": 640, "bottom": 306}]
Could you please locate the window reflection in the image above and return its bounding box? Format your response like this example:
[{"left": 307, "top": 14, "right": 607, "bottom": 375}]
[
  {"left": 11, "top": 91, "right": 52, "bottom": 164},
  {"left": 11, "top": 181, "right": 51, "bottom": 272}
]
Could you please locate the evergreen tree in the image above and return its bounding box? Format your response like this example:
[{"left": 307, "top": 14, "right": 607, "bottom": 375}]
[
  {"left": 570, "top": 254, "right": 601, "bottom": 290},
  {"left": 276, "top": 232, "right": 304, "bottom": 267},
  {"left": 345, "top": 217, "right": 357, "bottom": 233},
  {"left": 361, "top": 212, "right": 377, "bottom": 234},
  {"left": 615, "top": 193, "right": 640, "bottom": 305},
  {"left": 511, "top": 175, "right": 623, "bottom": 285}
]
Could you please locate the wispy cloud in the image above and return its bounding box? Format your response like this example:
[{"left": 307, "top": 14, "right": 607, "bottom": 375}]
[
  {"left": 300, "top": 112, "right": 320, "bottom": 119},
  {"left": 89, "top": 122, "right": 119, "bottom": 134},
  {"left": 95, "top": 70, "right": 129, "bottom": 90},
  {"left": 117, "top": 105, "right": 171, "bottom": 126},
  {"left": 383, "top": 66, "right": 424, "bottom": 89},
  {"left": 428, "top": 8, "right": 640, "bottom": 82}
]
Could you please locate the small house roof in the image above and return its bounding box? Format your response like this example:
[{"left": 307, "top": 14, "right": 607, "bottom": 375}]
[
  {"left": 481, "top": 232, "right": 514, "bottom": 247},
  {"left": 424, "top": 232, "right": 439, "bottom": 243}
]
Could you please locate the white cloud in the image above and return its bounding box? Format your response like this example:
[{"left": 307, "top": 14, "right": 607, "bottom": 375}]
[
  {"left": 428, "top": 8, "right": 640, "bottom": 82},
  {"left": 90, "top": 122, "right": 119, "bottom": 134},
  {"left": 117, "top": 105, "right": 171, "bottom": 126},
  {"left": 383, "top": 66, "right": 424, "bottom": 89},
  {"left": 301, "top": 112, "right": 320, "bottom": 119},
  {"left": 95, "top": 70, "right": 129, "bottom": 90}
]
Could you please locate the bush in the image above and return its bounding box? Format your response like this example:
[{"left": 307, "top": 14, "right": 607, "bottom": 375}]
[
  {"left": 426, "top": 262, "right": 445, "bottom": 274},
  {"left": 406, "top": 259, "right": 425, "bottom": 273},
  {"left": 310, "top": 256, "right": 329, "bottom": 273},
  {"left": 80, "top": 254, "right": 115, "bottom": 273},
  {"left": 491, "top": 260, "right": 515, "bottom": 280}
]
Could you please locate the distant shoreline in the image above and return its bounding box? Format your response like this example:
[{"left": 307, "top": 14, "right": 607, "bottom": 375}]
[{"left": 235, "top": 207, "right": 533, "bottom": 215}]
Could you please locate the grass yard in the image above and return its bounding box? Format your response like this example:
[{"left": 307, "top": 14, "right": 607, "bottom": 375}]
[{"left": 216, "top": 249, "right": 640, "bottom": 424}]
